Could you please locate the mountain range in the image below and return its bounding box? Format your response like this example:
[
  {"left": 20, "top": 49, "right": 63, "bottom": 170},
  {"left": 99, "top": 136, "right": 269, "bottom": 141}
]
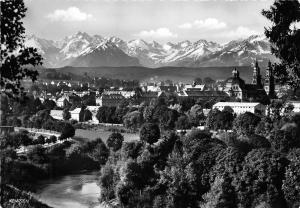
[{"left": 25, "top": 32, "right": 278, "bottom": 68}]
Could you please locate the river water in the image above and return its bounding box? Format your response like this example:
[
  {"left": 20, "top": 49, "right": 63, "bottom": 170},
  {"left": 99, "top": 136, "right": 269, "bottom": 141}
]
[{"left": 34, "top": 171, "right": 103, "bottom": 208}]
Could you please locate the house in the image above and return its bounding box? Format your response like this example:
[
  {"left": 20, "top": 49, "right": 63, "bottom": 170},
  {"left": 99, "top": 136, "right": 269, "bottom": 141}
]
[
  {"left": 184, "top": 84, "right": 206, "bottom": 91},
  {"left": 213, "top": 102, "right": 266, "bottom": 115},
  {"left": 56, "top": 95, "right": 69, "bottom": 108},
  {"left": 70, "top": 108, "right": 82, "bottom": 121},
  {"left": 50, "top": 110, "right": 64, "bottom": 120},
  {"left": 98, "top": 94, "right": 125, "bottom": 107},
  {"left": 285, "top": 101, "right": 300, "bottom": 113},
  {"left": 139, "top": 91, "right": 167, "bottom": 103},
  {"left": 86, "top": 106, "right": 100, "bottom": 124}
]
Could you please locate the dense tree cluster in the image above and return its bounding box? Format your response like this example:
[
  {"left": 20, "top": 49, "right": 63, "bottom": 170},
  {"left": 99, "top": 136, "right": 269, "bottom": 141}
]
[{"left": 98, "top": 111, "right": 300, "bottom": 208}]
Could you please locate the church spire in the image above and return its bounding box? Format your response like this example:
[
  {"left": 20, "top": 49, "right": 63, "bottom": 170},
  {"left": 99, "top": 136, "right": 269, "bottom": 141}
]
[
  {"left": 252, "top": 59, "right": 262, "bottom": 87},
  {"left": 264, "top": 60, "right": 275, "bottom": 97}
]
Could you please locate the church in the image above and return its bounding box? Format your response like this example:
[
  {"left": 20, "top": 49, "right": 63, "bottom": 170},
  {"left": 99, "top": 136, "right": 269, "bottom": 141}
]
[{"left": 223, "top": 60, "right": 275, "bottom": 103}]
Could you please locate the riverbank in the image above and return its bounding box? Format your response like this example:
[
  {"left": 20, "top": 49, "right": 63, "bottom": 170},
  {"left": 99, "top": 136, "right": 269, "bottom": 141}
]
[{"left": 34, "top": 171, "right": 101, "bottom": 208}]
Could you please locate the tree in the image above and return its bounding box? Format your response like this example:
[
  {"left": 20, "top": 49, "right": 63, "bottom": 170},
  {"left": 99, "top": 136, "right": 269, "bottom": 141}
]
[
  {"left": 269, "top": 125, "right": 300, "bottom": 153},
  {"left": 107, "top": 132, "right": 124, "bottom": 152},
  {"left": 123, "top": 110, "right": 142, "bottom": 131},
  {"left": 121, "top": 141, "right": 144, "bottom": 160},
  {"left": 27, "top": 145, "right": 47, "bottom": 164},
  {"left": 187, "top": 104, "right": 205, "bottom": 127},
  {"left": 176, "top": 115, "right": 192, "bottom": 130},
  {"left": 85, "top": 138, "right": 109, "bottom": 165},
  {"left": 194, "top": 77, "right": 202, "bottom": 85},
  {"left": 83, "top": 109, "right": 93, "bottom": 122},
  {"left": 62, "top": 109, "right": 71, "bottom": 120},
  {"left": 33, "top": 135, "right": 45, "bottom": 145},
  {"left": 43, "top": 99, "right": 56, "bottom": 110},
  {"left": 201, "top": 174, "right": 237, "bottom": 208},
  {"left": 60, "top": 123, "right": 75, "bottom": 140},
  {"left": 214, "top": 110, "right": 234, "bottom": 130},
  {"left": 140, "top": 123, "right": 160, "bottom": 145},
  {"left": 49, "top": 135, "right": 57, "bottom": 143},
  {"left": 262, "top": 0, "right": 300, "bottom": 94},
  {"left": 99, "top": 164, "right": 116, "bottom": 201},
  {"left": 282, "top": 149, "right": 300, "bottom": 207},
  {"left": 1, "top": 0, "right": 43, "bottom": 96},
  {"left": 203, "top": 77, "right": 215, "bottom": 85},
  {"left": 206, "top": 108, "right": 221, "bottom": 130},
  {"left": 233, "top": 112, "right": 261, "bottom": 136},
  {"left": 234, "top": 149, "right": 288, "bottom": 208}
]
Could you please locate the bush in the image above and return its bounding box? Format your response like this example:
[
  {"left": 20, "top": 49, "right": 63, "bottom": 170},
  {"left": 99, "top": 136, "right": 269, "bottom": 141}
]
[
  {"left": 34, "top": 135, "right": 45, "bottom": 145},
  {"left": 107, "top": 132, "right": 124, "bottom": 152},
  {"left": 49, "top": 135, "right": 57, "bottom": 143},
  {"left": 140, "top": 123, "right": 160, "bottom": 145}
]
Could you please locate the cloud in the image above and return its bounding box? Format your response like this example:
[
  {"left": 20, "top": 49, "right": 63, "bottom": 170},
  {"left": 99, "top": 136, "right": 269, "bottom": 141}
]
[
  {"left": 178, "top": 18, "right": 227, "bottom": 30},
  {"left": 223, "top": 26, "right": 260, "bottom": 39},
  {"left": 135, "top": 28, "right": 178, "bottom": 39},
  {"left": 46, "top": 7, "right": 93, "bottom": 22}
]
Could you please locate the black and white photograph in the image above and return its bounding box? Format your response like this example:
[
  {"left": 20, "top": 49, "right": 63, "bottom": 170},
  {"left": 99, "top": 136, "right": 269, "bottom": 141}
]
[{"left": 1, "top": 0, "right": 300, "bottom": 207}]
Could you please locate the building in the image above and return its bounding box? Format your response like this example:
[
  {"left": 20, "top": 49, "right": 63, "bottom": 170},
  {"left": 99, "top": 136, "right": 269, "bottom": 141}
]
[
  {"left": 213, "top": 102, "right": 266, "bottom": 115},
  {"left": 177, "top": 90, "right": 228, "bottom": 101},
  {"left": 139, "top": 91, "right": 167, "bottom": 103},
  {"left": 98, "top": 94, "right": 125, "bottom": 107},
  {"left": 50, "top": 110, "right": 64, "bottom": 120},
  {"left": 56, "top": 95, "right": 69, "bottom": 108},
  {"left": 86, "top": 106, "right": 100, "bottom": 124},
  {"left": 287, "top": 101, "right": 300, "bottom": 113},
  {"left": 184, "top": 84, "right": 206, "bottom": 91},
  {"left": 70, "top": 108, "right": 81, "bottom": 121},
  {"left": 223, "top": 61, "right": 269, "bottom": 102},
  {"left": 264, "top": 61, "right": 275, "bottom": 98}
]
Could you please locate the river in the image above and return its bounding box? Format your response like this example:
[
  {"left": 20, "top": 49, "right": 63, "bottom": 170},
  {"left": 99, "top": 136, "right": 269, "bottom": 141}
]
[{"left": 34, "top": 171, "right": 103, "bottom": 208}]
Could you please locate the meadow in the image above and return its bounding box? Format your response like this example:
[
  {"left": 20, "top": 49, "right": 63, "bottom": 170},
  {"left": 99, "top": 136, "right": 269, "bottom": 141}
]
[{"left": 74, "top": 128, "right": 139, "bottom": 143}]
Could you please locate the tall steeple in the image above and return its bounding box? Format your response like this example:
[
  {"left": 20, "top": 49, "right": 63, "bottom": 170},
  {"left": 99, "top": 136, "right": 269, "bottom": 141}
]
[
  {"left": 252, "top": 59, "right": 262, "bottom": 87},
  {"left": 232, "top": 68, "right": 239, "bottom": 78},
  {"left": 264, "top": 60, "right": 275, "bottom": 97}
]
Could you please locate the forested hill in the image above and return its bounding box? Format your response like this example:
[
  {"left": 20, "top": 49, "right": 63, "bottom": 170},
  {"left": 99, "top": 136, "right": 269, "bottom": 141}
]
[{"left": 40, "top": 66, "right": 256, "bottom": 82}]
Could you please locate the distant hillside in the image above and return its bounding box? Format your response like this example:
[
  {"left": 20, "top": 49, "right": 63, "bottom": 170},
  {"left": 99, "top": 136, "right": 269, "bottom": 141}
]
[{"left": 45, "top": 66, "right": 260, "bottom": 83}]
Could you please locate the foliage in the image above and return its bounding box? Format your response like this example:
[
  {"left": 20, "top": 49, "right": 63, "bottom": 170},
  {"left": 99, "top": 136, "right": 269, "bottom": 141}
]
[
  {"left": 1, "top": 0, "right": 43, "bottom": 96},
  {"left": 282, "top": 149, "right": 300, "bottom": 207},
  {"left": 262, "top": 0, "right": 300, "bottom": 93},
  {"left": 233, "top": 112, "right": 261, "bottom": 136},
  {"left": 123, "top": 110, "right": 142, "bottom": 131},
  {"left": 84, "top": 138, "right": 109, "bottom": 165},
  {"left": 60, "top": 122, "right": 75, "bottom": 140},
  {"left": 140, "top": 123, "right": 160, "bottom": 145},
  {"left": 62, "top": 109, "right": 71, "bottom": 120},
  {"left": 176, "top": 115, "right": 192, "bottom": 130},
  {"left": 107, "top": 132, "right": 124, "bottom": 152}
]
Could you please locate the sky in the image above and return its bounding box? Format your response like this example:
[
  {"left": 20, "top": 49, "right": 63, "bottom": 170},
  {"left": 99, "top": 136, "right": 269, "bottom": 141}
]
[{"left": 23, "top": 0, "right": 275, "bottom": 44}]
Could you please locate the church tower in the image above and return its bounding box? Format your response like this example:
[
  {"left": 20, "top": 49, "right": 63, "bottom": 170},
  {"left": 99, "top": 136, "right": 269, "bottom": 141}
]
[
  {"left": 264, "top": 60, "right": 275, "bottom": 97},
  {"left": 252, "top": 60, "right": 262, "bottom": 87},
  {"left": 232, "top": 68, "right": 239, "bottom": 78}
]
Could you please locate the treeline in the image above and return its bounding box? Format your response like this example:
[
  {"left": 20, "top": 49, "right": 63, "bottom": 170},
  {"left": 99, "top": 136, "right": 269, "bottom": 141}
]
[
  {"left": 1, "top": 94, "right": 76, "bottom": 140},
  {"left": 96, "top": 112, "right": 300, "bottom": 208}
]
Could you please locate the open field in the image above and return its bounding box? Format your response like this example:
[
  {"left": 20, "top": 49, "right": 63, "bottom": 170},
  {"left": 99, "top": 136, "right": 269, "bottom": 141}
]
[
  {"left": 44, "top": 65, "right": 257, "bottom": 83},
  {"left": 74, "top": 129, "right": 139, "bottom": 143}
]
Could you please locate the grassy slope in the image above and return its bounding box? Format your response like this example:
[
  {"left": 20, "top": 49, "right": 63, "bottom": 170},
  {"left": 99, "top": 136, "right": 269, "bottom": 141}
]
[{"left": 44, "top": 66, "right": 259, "bottom": 83}]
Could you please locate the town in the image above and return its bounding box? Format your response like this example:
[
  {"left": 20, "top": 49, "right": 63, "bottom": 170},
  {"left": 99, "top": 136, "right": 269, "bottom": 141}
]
[
  {"left": 1, "top": 0, "right": 300, "bottom": 208},
  {"left": 25, "top": 61, "right": 299, "bottom": 126}
]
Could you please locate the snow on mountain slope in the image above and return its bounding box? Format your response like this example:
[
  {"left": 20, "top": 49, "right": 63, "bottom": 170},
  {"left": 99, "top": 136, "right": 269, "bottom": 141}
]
[{"left": 25, "top": 32, "right": 277, "bottom": 68}]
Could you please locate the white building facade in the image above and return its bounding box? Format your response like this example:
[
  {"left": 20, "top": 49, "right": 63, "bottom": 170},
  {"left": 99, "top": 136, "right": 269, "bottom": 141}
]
[{"left": 213, "top": 102, "right": 266, "bottom": 115}]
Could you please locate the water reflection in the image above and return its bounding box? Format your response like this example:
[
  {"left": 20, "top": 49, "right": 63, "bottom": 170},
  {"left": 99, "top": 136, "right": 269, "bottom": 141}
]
[{"left": 35, "top": 171, "right": 102, "bottom": 208}]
